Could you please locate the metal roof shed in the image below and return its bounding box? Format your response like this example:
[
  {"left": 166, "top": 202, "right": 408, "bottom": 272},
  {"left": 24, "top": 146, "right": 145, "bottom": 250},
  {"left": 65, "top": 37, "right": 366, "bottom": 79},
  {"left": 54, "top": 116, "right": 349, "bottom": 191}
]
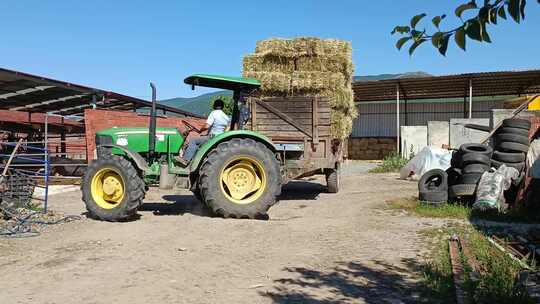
[
  {"left": 352, "top": 70, "right": 540, "bottom": 151},
  {"left": 0, "top": 67, "right": 203, "bottom": 118}
]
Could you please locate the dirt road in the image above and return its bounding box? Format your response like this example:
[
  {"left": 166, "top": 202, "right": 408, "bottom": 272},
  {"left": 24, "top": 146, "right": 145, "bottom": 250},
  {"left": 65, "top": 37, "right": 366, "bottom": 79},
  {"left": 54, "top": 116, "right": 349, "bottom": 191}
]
[{"left": 0, "top": 163, "right": 446, "bottom": 304}]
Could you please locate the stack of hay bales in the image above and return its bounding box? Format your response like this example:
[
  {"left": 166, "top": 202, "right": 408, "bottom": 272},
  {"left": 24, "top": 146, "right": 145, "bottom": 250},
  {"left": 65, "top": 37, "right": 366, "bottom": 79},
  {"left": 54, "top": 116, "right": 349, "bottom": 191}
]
[{"left": 242, "top": 37, "right": 357, "bottom": 139}]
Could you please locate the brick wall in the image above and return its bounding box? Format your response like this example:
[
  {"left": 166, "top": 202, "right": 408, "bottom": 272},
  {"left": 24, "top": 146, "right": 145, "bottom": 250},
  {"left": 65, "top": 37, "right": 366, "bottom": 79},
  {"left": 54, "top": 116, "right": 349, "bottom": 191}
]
[
  {"left": 348, "top": 137, "right": 397, "bottom": 160},
  {"left": 84, "top": 109, "right": 205, "bottom": 161}
]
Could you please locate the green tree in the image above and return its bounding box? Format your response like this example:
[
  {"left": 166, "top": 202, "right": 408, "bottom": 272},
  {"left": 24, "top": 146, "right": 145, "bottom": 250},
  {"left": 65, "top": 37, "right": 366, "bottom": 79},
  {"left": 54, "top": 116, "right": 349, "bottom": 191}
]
[
  {"left": 210, "top": 95, "right": 234, "bottom": 116},
  {"left": 392, "top": 0, "right": 539, "bottom": 56}
]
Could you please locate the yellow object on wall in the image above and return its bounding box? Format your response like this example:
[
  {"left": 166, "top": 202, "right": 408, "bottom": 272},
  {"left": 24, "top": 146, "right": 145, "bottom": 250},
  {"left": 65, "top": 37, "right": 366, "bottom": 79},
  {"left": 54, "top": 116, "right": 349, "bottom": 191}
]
[{"left": 529, "top": 96, "right": 540, "bottom": 110}]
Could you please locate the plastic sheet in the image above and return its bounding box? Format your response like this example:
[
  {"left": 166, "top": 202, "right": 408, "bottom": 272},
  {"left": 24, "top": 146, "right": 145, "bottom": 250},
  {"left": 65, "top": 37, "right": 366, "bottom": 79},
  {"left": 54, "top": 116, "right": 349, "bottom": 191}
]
[
  {"left": 527, "top": 139, "right": 540, "bottom": 178},
  {"left": 473, "top": 165, "right": 520, "bottom": 211},
  {"left": 400, "top": 147, "right": 452, "bottom": 180}
]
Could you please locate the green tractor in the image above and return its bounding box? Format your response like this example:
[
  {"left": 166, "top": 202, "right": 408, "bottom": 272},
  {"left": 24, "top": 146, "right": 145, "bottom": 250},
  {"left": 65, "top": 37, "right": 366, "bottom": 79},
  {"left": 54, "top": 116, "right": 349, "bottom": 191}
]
[{"left": 82, "top": 75, "right": 282, "bottom": 221}]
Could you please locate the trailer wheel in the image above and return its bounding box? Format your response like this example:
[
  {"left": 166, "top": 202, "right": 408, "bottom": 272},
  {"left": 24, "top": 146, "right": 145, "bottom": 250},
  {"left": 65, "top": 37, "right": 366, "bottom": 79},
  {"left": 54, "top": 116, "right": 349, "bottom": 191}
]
[
  {"left": 81, "top": 155, "right": 145, "bottom": 221},
  {"left": 199, "top": 138, "right": 281, "bottom": 219},
  {"left": 326, "top": 165, "right": 341, "bottom": 193}
]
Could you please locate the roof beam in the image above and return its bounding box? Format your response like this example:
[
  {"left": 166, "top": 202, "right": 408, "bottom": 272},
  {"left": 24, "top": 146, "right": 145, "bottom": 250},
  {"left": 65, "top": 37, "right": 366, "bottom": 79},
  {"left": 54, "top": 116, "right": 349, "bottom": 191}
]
[
  {"left": 0, "top": 85, "right": 55, "bottom": 100},
  {"left": 10, "top": 94, "right": 89, "bottom": 111}
]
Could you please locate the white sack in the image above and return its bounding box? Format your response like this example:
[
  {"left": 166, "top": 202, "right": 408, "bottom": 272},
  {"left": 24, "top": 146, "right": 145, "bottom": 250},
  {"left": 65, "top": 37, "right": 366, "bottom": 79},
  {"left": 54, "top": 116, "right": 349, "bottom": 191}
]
[{"left": 399, "top": 146, "right": 452, "bottom": 180}]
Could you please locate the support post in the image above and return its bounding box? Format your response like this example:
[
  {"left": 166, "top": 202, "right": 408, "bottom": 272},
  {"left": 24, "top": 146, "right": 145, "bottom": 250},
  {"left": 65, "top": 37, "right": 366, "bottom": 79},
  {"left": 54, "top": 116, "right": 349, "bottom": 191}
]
[
  {"left": 396, "top": 85, "right": 400, "bottom": 155},
  {"left": 469, "top": 79, "right": 473, "bottom": 119},
  {"left": 44, "top": 113, "right": 50, "bottom": 213}
]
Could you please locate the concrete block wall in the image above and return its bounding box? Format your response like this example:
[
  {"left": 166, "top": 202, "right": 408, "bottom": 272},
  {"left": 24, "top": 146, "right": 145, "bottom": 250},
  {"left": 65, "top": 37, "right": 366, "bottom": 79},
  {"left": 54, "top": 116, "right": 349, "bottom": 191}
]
[
  {"left": 84, "top": 109, "right": 205, "bottom": 161},
  {"left": 348, "top": 137, "right": 397, "bottom": 160}
]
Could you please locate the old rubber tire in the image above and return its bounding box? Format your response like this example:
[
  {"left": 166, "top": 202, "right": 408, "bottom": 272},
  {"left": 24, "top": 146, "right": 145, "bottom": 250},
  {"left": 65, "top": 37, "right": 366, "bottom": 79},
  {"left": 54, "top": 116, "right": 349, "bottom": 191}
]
[
  {"left": 461, "top": 153, "right": 491, "bottom": 166},
  {"left": 495, "top": 133, "right": 530, "bottom": 145},
  {"left": 81, "top": 155, "right": 145, "bottom": 221},
  {"left": 492, "top": 151, "right": 526, "bottom": 163},
  {"left": 199, "top": 138, "right": 281, "bottom": 219},
  {"left": 326, "top": 165, "right": 340, "bottom": 194},
  {"left": 451, "top": 150, "right": 464, "bottom": 168},
  {"left": 491, "top": 159, "right": 525, "bottom": 171},
  {"left": 459, "top": 143, "right": 493, "bottom": 157},
  {"left": 418, "top": 169, "right": 448, "bottom": 192},
  {"left": 446, "top": 167, "right": 462, "bottom": 186},
  {"left": 501, "top": 118, "right": 531, "bottom": 130},
  {"left": 459, "top": 173, "right": 483, "bottom": 185},
  {"left": 462, "top": 164, "right": 489, "bottom": 174},
  {"left": 419, "top": 190, "right": 448, "bottom": 204},
  {"left": 496, "top": 127, "right": 529, "bottom": 137},
  {"left": 497, "top": 142, "right": 529, "bottom": 153},
  {"left": 449, "top": 184, "right": 477, "bottom": 198}
]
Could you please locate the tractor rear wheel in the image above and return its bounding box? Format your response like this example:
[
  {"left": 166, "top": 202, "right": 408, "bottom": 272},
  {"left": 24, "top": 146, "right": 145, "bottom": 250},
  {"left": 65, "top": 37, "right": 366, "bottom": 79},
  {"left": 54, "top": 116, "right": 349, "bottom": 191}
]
[
  {"left": 326, "top": 164, "right": 341, "bottom": 193},
  {"left": 81, "top": 155, "right": 145, "bottom": 221},
  {"left": 199, "top": 138, "right": 281, "bottom": 219}
]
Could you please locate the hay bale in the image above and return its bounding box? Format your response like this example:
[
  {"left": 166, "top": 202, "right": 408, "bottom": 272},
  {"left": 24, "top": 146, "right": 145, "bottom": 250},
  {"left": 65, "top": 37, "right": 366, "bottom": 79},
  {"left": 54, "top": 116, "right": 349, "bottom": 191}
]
[
  {"left": 321, "top": 88, "right": 355, "bottom": 110},
  {"left": 243, "top": 71, "right": 291, "bottom": 93},
  {"left": 255, "top": 38, "right": 298, "bottom": 57},
  {"left": 331, "top": 110, "right": 354, "bottom": 139},
  {"left": 243, "top": 54, "right": 295, "bottom": 73},
  {"left": 255, "top": 37, "right": 352, "bottom": 59},
  {"left": 296, "top": 56, "right": 354, "bottom": 81},
  {"left": 290, "top": 71, "right": 345, "bottom": 92}
]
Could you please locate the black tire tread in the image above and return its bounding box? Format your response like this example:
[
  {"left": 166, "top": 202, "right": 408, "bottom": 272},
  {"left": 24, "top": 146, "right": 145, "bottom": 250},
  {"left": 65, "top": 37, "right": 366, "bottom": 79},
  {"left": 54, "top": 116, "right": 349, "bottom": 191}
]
[
  {"left": 501, "top": 118, "right": 531, "bottom": 130},
  {"left": 419, "top": 190, "right": 448, "bottom": 203},
  {"left": 449, "top": 184, "right": 477, "bottom": 197},
  {"left": 495, "top": 133, "right": 529, "bottom": 145},
  {"left": 199, "top": 138, "right": 281, "bottom": 219},
  {"left": 326, "top": 167, "right": 340, "bottom": 193},
  {"left": 81, "top": 155, "right": 145, "bottom": 221},
  {"left": 492, "top": 151, "right": 526, "bottom": 163},
  {"left": 461, "top": 153, "right": 491, "bottom": 166},
  {"left": 497, "top": 142, "right": 529, "bottom": 153}
]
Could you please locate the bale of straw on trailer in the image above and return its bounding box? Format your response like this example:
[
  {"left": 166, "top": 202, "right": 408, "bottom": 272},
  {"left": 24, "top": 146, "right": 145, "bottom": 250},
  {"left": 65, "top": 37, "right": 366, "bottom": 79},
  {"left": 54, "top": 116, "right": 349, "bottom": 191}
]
[
  {"left": 322, "top": 88, "right": 355, "bottom": 111},
  {"left": 330, "top": 110, "right": 355, "bottom": 139},
  {"left": 243, "top": 54, "right": 295, "bottom": 73},
  {"left": 296, "top": 56, "right": 354, "bottom": 81},
  {"left": 243, "top": 71, "right": 291, "bottom": 93},
  {"left": 255, "top": 37, "right": 353, "bottom": 59},
  {"left": 290, "top": 71, "right": 345, "bottom": 92}
]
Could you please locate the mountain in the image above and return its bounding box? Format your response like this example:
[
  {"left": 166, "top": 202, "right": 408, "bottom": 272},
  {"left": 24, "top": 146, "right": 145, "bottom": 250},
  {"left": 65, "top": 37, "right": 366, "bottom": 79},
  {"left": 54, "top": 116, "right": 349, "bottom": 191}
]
[
  {"left": 159, "top": 90, "right": 232, "bottom": 116},
  {"left": 164, "top": 72, "right": 432, "bottom": 115},
  {"left": 353, "top": 71, "right": 432, "bottom": 82}
]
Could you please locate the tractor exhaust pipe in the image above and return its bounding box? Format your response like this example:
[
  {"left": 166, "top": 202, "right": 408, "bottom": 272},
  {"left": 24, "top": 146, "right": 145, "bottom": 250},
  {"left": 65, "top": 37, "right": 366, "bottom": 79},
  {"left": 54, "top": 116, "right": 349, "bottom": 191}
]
[{"left": 149, "top": 82, "right": 157, "bottom": 159}]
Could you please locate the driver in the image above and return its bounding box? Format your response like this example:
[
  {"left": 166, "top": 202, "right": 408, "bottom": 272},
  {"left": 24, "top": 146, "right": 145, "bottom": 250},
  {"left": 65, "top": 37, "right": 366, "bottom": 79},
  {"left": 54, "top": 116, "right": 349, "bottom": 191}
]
[{"left": 176, "top": 99, "right": 230, "bottom": 166}]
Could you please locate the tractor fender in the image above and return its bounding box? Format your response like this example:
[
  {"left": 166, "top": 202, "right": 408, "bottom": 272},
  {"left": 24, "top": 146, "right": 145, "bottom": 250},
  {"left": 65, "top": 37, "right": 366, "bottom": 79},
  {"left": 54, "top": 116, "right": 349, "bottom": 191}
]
[
  {"left": 97, "top": 144, "right": 150, "bottom": 172},
  {"left": 188, "top": 130, "right": 276, "bottom": 172}
]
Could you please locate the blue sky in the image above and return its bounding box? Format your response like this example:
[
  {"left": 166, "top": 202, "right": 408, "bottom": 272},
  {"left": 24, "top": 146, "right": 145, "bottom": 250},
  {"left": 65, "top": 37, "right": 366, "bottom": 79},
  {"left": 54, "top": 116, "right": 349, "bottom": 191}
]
[{"left": 1, "top": 1, "right": 539, "bottom": 99}]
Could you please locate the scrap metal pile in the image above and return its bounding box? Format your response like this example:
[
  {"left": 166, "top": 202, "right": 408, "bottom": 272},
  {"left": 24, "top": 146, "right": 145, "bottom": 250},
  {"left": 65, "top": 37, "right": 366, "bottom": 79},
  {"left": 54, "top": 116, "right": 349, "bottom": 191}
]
[
  {"left": 418, "top": 118, "right": 533, "bottom": 206},
  {"left": 242, "top": 37, "right": 357, "bottom": 139}
]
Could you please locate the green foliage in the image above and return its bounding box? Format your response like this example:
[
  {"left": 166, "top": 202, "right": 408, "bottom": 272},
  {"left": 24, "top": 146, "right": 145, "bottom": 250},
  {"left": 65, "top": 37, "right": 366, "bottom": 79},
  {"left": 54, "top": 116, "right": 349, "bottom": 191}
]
[
  {"left": 210, "top": 95, "right": 234, "bottom": 116},
  {"left": 392, "top": 0, "right": 539, "bottom": 56},
  {"left": 419, "top": 227, "right": 532, "bottom": 303},
  {"left": 369, "top": 152, "right": 409, "bottom": 173}
]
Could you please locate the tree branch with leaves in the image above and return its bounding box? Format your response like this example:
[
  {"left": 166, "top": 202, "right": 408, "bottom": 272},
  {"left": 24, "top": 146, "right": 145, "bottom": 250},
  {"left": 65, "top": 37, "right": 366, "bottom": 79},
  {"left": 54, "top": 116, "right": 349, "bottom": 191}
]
[{"left": 392, "top": 0, "right": 539, "bottom": 56}]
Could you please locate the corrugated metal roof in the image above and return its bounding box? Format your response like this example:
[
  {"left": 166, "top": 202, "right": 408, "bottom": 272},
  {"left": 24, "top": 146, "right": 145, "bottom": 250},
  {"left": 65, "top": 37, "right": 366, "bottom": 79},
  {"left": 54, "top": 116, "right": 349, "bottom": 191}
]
[
  {"left": 353, "top": 70, "right": 540, "bottom": 102},
  {"left": 0, "top": 67, "right": 204, "bottom": 118}
]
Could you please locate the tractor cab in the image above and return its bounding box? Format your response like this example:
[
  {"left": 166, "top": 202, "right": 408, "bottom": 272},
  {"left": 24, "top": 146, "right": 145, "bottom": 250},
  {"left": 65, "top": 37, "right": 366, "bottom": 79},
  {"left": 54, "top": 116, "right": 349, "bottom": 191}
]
[{"left": 183, "top": 74, "right": 260, "bottom": 130}]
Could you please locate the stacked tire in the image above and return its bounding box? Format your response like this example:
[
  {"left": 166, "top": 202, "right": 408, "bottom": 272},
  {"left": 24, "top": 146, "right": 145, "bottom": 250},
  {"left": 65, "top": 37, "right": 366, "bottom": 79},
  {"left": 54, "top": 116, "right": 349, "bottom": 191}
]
[
  {"left": 491, "top": 118, "right": 531, "bottom": 172},
  {"left": 449, "top": 143, "right": 493, "bottom": 200},
  {"left": 418, "top": 169, "right": 448, "bottom": 205}
]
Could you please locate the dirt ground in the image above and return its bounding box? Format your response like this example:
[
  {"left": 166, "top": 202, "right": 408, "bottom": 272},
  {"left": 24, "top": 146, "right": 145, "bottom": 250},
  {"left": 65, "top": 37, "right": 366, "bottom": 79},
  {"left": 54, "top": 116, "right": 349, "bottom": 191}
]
[{"left": 0, "top": 161, "right": 449, "bottom": 304}]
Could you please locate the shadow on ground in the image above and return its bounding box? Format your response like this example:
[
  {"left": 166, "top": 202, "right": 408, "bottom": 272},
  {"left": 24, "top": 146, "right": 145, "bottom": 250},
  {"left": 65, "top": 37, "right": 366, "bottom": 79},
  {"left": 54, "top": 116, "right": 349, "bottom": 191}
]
[
  {"left": 261, "top": 259, "right": 429, "bottom": 304},
  {"left": 279, "top": 180, "right": 325, "bottom": 201},
  {"left": 139, "top": 195, "right": 214, "bottom": 217}
]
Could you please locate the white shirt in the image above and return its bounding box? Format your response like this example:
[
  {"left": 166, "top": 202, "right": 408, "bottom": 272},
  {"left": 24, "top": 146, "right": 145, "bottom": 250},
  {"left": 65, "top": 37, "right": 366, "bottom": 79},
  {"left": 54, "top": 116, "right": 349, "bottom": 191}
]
[{"left": 206, "top": 109, "right": 231, "bottom": 136}]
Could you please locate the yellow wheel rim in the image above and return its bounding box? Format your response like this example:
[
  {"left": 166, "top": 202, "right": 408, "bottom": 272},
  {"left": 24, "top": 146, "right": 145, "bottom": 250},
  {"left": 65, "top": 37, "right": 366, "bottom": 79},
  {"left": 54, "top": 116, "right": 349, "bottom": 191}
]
[
  {"left": 91, "top": 168, "right": 125, "bottom": 209},
  {"left": 220, "top": 156, "right": 266, "bottom": 205}
]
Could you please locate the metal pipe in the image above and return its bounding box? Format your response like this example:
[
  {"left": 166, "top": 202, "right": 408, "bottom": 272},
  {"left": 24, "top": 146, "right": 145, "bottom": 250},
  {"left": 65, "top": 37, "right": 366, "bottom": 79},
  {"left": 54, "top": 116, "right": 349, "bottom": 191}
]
[
  {"left": 469, "top": 79, "right": 473, "bottom": 119},
  {"left": 149, "top": 83, "right": 157, "bottom": 159},
  {"left": 44, "top": 113, "right": 50, "bottom": 213},
  {"left": 396, "top": 85, "right": 400, "bottom": 155}
]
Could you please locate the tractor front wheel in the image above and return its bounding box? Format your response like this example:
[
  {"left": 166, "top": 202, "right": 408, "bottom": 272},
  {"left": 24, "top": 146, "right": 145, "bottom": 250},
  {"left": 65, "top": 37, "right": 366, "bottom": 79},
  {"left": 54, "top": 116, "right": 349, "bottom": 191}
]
[
  {"left": 199, "top": 138, "right": 281, "bottom": 219},
  {"left": 81, "top": 155, "right": 145, "bottom": 221}
]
